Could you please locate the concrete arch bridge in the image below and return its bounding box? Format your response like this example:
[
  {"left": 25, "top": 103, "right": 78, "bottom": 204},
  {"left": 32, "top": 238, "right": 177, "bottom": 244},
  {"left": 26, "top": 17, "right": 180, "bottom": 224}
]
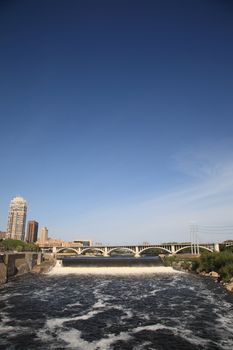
[{"left": 51, "top": 243, "right": 220, "bottom": 257}]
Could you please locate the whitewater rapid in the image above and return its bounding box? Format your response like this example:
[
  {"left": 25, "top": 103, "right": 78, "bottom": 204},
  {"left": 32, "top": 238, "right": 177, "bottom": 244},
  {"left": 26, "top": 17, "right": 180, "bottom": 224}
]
[{"left": 48, "top": 265, "right": 181, "bottom": 275}]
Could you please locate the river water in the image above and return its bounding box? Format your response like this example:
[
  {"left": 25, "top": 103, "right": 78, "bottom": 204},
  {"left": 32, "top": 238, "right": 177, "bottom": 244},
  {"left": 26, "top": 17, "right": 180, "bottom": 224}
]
[{"left": 0, "top": 259, "right": 233, "bottom": 349}]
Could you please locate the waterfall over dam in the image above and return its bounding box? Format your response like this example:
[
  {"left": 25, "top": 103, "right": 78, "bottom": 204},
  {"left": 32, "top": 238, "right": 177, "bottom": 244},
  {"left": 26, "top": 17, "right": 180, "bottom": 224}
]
[{"left": 50, "top": 256, "right": 178, "bottom": 275}]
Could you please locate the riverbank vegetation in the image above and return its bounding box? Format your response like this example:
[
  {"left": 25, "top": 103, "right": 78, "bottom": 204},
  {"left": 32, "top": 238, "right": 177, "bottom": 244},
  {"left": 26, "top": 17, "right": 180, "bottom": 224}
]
[
  {"left": 0, "top": 239, "right": 39, "bottom": 252},
  {"left": 192, "top": 251, "right": 233, "bottom": 282},
  {"left": 163, "top": 250, "right": 233, "bottom": 283}
]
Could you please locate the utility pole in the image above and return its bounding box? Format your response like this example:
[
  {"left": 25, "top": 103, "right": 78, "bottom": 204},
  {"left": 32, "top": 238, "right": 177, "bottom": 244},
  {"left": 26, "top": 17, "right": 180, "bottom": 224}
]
[{"left": 190, "top": 222, "right": 199, "bottom": 255}]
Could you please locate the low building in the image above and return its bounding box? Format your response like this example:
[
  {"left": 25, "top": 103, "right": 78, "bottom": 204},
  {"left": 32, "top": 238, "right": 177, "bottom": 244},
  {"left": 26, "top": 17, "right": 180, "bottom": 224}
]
[
  {"left": 37, "top": 238, "right": 63, "bottom": 248},
  {"left": 0, "top": 231, "right": 7, "bottom": 239},
  {"left": 73, "top": 240, "right": 93, "bottom": 247}
]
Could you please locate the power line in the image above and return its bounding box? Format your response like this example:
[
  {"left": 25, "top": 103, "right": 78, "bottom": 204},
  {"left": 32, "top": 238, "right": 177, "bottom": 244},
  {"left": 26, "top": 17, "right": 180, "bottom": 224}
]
[
  {"left": 189, "top": 223, "right": 233, "bottom": 248},
  {"left": 198, "top": 227, "right": 233, "bottom": 231},
  {"left": 199, "top": 225, "right": 233, "bottom": 227}
]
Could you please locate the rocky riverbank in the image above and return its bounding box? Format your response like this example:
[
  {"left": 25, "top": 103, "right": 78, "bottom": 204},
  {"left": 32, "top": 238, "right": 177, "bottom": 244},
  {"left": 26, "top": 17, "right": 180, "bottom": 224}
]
[
  {"left": 162, "top": 253, "right": 233, "bottom": 292},
  {"left": 197, "top": 270, "right": 233, "bottom": 292},
  {"left": 32, "top": 259, "right": 56, "bottom": 274}
]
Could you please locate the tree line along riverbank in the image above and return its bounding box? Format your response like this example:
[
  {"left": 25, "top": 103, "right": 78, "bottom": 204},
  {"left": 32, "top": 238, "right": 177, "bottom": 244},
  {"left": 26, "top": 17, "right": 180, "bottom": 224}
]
[
  {"left": 0, "top": 239, "right": 39, "bottom": 252},
  {"left": 163, "top": 250, "right": 233, "bottom": 292}
]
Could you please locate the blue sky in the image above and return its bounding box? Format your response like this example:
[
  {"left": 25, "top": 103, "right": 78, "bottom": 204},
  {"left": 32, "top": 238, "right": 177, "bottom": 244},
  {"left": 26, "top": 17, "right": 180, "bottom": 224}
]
[{"left": 0, "top": 0, "right": 233, "bottom": 244}]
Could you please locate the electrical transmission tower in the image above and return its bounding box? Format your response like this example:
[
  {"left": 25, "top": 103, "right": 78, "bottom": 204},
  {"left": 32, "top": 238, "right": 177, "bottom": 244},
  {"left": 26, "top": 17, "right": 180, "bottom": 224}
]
[{"left": 190, "top": 222, "right": 200, "bottom": 255}]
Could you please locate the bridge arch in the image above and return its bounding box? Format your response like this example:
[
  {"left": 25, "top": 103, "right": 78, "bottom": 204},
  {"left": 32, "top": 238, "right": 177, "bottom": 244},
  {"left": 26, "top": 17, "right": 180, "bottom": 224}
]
[
  {"left": 174, "top": 245, "right": 213, "bottom": 254},
  {"left": 139, "top": 246, "right": 172, "bottom": 255},
  {"left": 41, "top": 247, "right": 53, "bottom": 252},
  {"left": 107, "top": 247, "right": 135, "bottom": 256},
  {"left": 56, "top": 247, "right": 79, "bottom": 255},
  {"left": 199, "top": 245, "right": 214, "bottom": 253},
  {"left": 225, "top": 243, "right": 233, "bottom": 248},
  {"left": 80, "top": 247, "right": 105, "bottom": 256}
]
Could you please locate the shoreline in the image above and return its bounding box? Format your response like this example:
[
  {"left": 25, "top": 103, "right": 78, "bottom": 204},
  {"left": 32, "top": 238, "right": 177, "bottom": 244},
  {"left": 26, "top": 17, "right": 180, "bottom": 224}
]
[{"left": 163, "top": 258, "right": 233, "bottom": 293}]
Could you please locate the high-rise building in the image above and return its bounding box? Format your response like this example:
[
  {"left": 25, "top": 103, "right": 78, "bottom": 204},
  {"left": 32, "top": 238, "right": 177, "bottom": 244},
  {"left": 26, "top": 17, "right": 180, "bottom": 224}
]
[
  {"left": 26, "top": 220, "right": 39, "bottom": 243},
  {"left": 7, "top": 196, "right": 27, "bottom": 241},
  {"left": 40, "top": 226, "right": 48, "bottom": 244}
]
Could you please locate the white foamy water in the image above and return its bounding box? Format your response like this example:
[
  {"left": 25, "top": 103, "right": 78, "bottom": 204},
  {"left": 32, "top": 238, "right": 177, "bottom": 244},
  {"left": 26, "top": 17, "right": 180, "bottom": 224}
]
[
  {"left": 48, "top": 265, "right": 181, "bottom": 275},
  {"left": 57, "top": 328, "right": 133, "bottom": 350}
]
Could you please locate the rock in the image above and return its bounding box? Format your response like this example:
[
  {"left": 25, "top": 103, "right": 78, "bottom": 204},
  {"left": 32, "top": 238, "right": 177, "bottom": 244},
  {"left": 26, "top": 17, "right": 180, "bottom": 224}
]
[
  {"left": 17, "top": 263, "right": 30, "bottom": 275},
  {"left": 200, "top": 271, "right": 209, "bottom": 276},
  {"left": 0, "top": 262, "right": 7, "bottom": 284},
  {"left": 225, "top": 282, "right": 233, "bottom": 292},
  {"left": 209, "top": 271, "right": 220, "bottom": 278},
  {"left": 31, "top": 265, "right": 42, "bottom": 273}
]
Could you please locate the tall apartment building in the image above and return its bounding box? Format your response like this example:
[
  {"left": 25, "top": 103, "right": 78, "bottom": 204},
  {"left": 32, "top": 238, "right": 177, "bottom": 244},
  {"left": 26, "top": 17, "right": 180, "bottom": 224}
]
[
  {"left": 40, "top": 226, "right": 48, "bottom": 244},
  {"left": 26, "top": 220, "right": 39, "bottom": 243},
  {"left": 7, "top": 196, "right": 27, "bottom": 241}
]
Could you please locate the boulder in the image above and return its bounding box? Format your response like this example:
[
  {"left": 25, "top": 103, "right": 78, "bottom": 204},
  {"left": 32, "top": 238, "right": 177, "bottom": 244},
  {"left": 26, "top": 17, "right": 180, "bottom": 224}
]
[
  {"left": 209, "top": 271, "right": 220, "bottom": 278},
  {"left": 225, "top": 282, "right": 233, "bottom": 292}
]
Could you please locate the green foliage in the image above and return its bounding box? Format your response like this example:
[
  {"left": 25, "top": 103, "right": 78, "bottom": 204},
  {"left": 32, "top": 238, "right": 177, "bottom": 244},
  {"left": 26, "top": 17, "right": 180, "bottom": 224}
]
[
  {"left": 0, "top": 239, "right": 39, "bottom": 252},
  {"left": 163, "top": 255, "right": 177, "bottom": 266},
  {"left": 194, "top": 251, "right": 233, "bottom": 282},
  {"left": 199, "top": 252, "right": 216, "bottom": 272},
  {"left": 180, "top": 260, "right": 192, "bottom": 270},
  {"left": 163, "top": 255, "right": 198, "bottom": 271},
  {"left": 219, "top": 263, "right": 233, "bottom": 282},
  {"left": 16, "top": 245, "right": 23, "bottom": 252},
  {"left": 176, "top": 247, "right": 191, "bottom": 254},
  {"left": 141, "top": 248, "right": 164, "bottom": 256},
  {"left": 221, "top": 245, "right": 233, "bottom": 252},
  {"left": 191, "top": 259, "right": 200, "bottom": 271}
]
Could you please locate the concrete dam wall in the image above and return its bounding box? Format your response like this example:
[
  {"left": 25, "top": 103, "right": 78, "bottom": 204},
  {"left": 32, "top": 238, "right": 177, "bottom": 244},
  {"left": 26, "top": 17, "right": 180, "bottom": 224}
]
[{"left": 0, "top": 252, "right": 42, "bottom": 284}]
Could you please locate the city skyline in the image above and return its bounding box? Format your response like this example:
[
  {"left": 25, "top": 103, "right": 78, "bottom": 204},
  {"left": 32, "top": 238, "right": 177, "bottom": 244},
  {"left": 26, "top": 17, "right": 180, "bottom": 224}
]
[{"left": 1, "top": 0, "right": 233, "bottom": 244}]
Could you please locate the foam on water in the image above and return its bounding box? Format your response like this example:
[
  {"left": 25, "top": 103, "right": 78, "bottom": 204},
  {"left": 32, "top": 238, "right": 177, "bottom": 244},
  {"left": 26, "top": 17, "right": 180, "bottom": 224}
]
[
  {"left": 66, "top": 301, "right": 82, "bottom": 307},
  {"left": 0, "top": 313, "right": 15, "bottom": 334},
  {"left": 57, "top": 328, "right": 133, "bottom": 350},
  {"left": 132, "top": 323, "right": 211, "bottom": 346},
  {"left": 40, "top": 319, "right": 215, "bottom": 350}
]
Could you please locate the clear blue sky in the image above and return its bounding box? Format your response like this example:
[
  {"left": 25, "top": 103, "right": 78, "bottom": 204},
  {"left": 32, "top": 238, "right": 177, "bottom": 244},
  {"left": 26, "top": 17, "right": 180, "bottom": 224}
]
[{"left": 1, "top": 0, "right": 233, "bottom": 244}]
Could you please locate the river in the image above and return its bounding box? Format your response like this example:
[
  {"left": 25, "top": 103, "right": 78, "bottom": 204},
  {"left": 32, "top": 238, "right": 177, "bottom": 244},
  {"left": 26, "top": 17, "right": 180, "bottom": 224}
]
[{"left": 0, "top": 258, "right": 233, "bottom": 349}]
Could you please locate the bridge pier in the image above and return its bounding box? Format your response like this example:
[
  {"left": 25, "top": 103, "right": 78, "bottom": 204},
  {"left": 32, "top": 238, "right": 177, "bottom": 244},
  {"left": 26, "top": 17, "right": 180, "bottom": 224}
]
[
  {"left": 171, "top": 245, "right": 175, "bottom": 254},
  {"left": 134, "top": 246, "right": 140, "bottom": 258},
  {"left": 214, "top": 243, "right": 220, "bottom": 253},
  {"left": 103, "top": 247, "right": 108, "bottom": 257}
]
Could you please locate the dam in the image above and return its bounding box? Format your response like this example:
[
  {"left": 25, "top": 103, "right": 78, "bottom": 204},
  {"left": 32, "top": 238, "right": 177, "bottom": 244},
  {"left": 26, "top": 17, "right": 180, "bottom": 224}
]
[
  {"left": 60, "top": 256, "right": 163, "bottom": 267},
  {"left": 51, "top": 256, "right": 177, "bottom": 275}
]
